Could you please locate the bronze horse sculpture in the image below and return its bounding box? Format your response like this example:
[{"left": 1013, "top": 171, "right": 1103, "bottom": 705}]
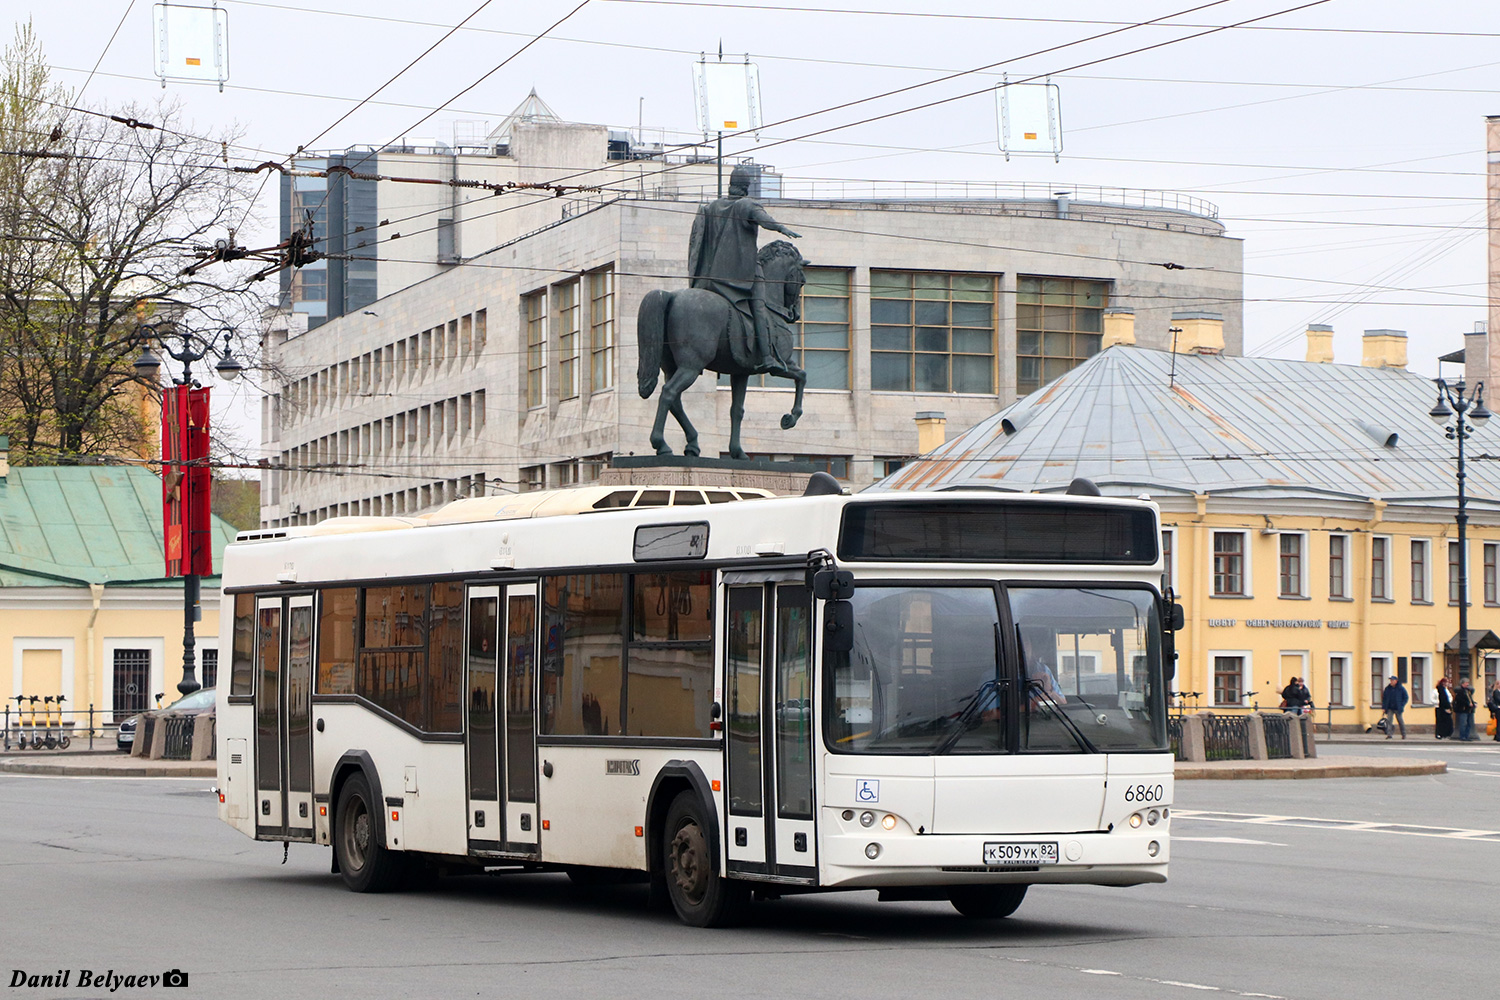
[{"left": 636, "top": 240, "right": 808, "bottom": 458}]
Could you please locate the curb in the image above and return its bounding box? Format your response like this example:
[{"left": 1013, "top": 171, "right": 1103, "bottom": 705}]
[
  {"left": 0, "top": 760, "right": 214, "bottom": 778},
  {"left": 1175, "top": 761, "right": 1446, "bottom": 780}
]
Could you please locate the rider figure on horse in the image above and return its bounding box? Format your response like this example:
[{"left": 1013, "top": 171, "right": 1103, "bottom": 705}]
[{"left": 687, "top": 164, "right": 802, "bottom": 373}]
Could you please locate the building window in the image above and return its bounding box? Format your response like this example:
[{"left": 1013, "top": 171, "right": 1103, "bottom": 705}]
[
  {"left": 1213, "top": 655, "right": 1244, "bottom": 706},
  {"left": 555, "top": 280, "right": 580, "bottom": 401},
  {"left": 1486, "top": 542, "right": 1497, "bottom": 606},
  {"left": 1016, "top": 276, "right": 1108, "bottom": 395},
  {"left": 524, "top": 290, "right": 547, "bottom": 408},
  {"left": 1449, "top": 541, "right": 1462, "bottom": 606},
  {"left": 1371, "top": 536, "right": 1390, "bottom": 600},
  {"left": 1329, "top": 533, "right": 1348, "bottom": 599},
  {"left": 588, "top": 268, "right": 614, "bottom": 393},
  {"left": 1279, "top": 534, "right": 1304, "bottom": 597},
  {"left": 880, "top": 457, "right": 906, "bottom": 478},
  {"left": 1370, "top": 655, "right": 1390, "bottom": 709},
  {"left": 1410, "top": 539, "right": 1430, "bottom": 603},
  {"left": 520, "top": 465, "right": 545, "bottom": 492},
  {"left": 870, "top": 270, "right": 995, "bottom": 393},
  {"left": 798, "top": 267, "right": 851, "bottom": 389},
  {"left": 1212, "top": 531, "right": 1245, "bottom": 596},
  {"left": 200, "top": 648, "right": 218, "bottom": 689},
  {"left": 1329, "top": 655, "right": 1348, "bottom": 707},
  {"left": 1161, "top": 528, "right": 1174, "bottom": 592},
  {"left": 1410, "top": 655, "right": 1428, "bottom": 705}
]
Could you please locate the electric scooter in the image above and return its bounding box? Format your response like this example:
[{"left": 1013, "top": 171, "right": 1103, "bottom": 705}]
[
  {"left": 25, "top": 695, "right": 43, "bottom": 749},
  {"left": 43, "top": 695, "right": 70, "bottom": 750},
  {"left": 5, "top": 694, "right": 25, "bottom": 750}
]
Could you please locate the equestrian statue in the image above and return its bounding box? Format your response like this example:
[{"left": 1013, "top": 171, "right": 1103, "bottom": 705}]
[{"left": 636, "top": 163, "right": 808, "bottom": 458}]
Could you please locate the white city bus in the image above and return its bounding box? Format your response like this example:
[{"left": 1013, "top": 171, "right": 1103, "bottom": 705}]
[{"left": 216, "top": 480, "right": 1176, "bottom": 926}]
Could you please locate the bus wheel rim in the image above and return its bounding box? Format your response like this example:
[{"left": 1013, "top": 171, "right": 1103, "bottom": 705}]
[
  {"left": 348, "top": 801, "right": 369, "bottom": 869},
  {"left": 670, "top": 822, "right": 709, "bottom": 905}
]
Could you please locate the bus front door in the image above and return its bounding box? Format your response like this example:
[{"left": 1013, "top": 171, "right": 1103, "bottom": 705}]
[
  {"left": 254, "top": 594, "right": 315, "bottom": 842},
  {"left": 724, "top": 579, "right": 817, "bottom": 883},
  {"left": 465, "top": 583, "right": 540, "bottom": 856}
]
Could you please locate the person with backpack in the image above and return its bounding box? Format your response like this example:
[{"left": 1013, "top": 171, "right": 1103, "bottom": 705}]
[
  {"left": 1381, "top": 674, "right": 1408, "bottom": 739},
  {"left": 1453, "top": 678, "right": 1478, "bottom": 741}
]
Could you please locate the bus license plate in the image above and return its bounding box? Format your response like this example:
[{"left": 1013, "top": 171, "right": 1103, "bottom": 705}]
[{"left": 983, "top": 842, "right": 1059, "bottom": 866}]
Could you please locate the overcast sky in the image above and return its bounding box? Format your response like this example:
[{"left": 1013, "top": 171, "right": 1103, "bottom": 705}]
[{"left": 16, "top": 0, "right": 1500, "bottom": 453}]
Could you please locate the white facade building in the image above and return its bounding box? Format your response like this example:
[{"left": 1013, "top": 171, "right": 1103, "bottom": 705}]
[{"left": 261, "top": 115, "right": 1242, "bottom": 527}]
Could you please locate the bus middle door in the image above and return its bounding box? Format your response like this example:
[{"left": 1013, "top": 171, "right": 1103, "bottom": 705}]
[
  {"left": 724, "top": 576, "right": 816, "bottom": 883},
  {"left": 465, "top": 583, "right": 540, "bottom": 856}
]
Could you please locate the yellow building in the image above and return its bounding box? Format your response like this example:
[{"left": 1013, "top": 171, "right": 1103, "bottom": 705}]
[
  {"left": 0, "top": 442, "right": 236, "bottom": 736},
  {"left": 886, "top": 330, "right": 1500, "bottom": 731}
]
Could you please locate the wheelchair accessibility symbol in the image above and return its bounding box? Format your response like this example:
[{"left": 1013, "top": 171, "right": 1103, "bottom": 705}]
[{"left": 855, "top": 779, "right": 879, "bottom": 803}]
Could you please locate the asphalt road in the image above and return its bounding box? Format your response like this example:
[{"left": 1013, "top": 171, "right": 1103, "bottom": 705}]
[{"left": 3, "top": 744, "right": 1498, "bottom": 1000}]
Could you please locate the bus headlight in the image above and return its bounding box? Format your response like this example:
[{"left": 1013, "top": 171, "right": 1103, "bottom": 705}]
[
  {"left": 1147, "top": 840, "right": 1160, "bottom": 857},
  {"left": 864, "top": 843, "right": 881, "bottom": 859},
  {"left": 1128, "top": 812, "right": 1143, "bottom": 828},
  {"left": 1147, "top": 809, "right": 1160, "bottom": 826},
  {"left": 881, "top": 814, "right": 897, "bottom": 830},
  {"left": 859, "top": 811, "right": 876, "bottom": 827}
]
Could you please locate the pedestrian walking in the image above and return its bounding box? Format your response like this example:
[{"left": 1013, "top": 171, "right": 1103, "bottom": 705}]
[
  {"left": 1453, "top": 679, "right": 1478, "bottom": 741},
  {"left": 1488, "top": 680, "right": 1500, "bottom": 742},
  {"left": 1435, "top": 677, "right": 1454, "bottom": 740},
  {"left": 1381, "top": 674, "right": 1408, "bottom": 739}
]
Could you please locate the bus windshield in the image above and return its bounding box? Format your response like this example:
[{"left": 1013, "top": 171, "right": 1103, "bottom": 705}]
[
  {"left": 827, "top": 585, "right": 1166, "bottom": 754},
  {"left": 1010, "top": 586, "right": 1167, "bottom": 753}
]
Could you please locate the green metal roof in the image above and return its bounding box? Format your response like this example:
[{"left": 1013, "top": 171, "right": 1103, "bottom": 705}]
[{"left": 0, "top": 464, "right": 234, "bottom": 587}]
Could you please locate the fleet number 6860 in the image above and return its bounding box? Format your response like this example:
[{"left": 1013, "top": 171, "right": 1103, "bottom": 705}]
[{"left": 1123, "top": 783, "right": 1165, "bottom": 803}]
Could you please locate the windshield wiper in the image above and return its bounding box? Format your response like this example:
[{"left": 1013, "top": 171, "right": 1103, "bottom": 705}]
[
  {"left": 933, "top": 678, "right": 1002, "bottom": 755},
  {"left": 1027, "top": 679, "right": 1099, "bottom": 754}
]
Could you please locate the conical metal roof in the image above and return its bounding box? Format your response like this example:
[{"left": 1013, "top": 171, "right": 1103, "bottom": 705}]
[{"left": 878, "top": 346, "right": 1500, "bottom": 509}]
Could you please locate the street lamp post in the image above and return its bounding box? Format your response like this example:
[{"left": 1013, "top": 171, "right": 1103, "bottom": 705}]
[
  {"left": 134, "top": 324, "right": 244, "bottom": 696},
  {"left": 1429, "top": 378, "right": 1491, "bottom": 682}
]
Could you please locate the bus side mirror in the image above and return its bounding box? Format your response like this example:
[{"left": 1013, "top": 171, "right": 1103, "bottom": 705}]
[
  {"left": 1167, "top": 602, "right": 1185, "bottom": 631},
  {"left": 813, "top": 569, "right": 855, "bottom": 601},
  {"left": 824, "top": 600, "right": 854, "bottom": 653}
]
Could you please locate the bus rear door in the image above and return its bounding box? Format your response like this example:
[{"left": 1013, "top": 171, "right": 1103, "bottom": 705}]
[{"left": 254, "top": 593, "right": 315, "bottom": 842}]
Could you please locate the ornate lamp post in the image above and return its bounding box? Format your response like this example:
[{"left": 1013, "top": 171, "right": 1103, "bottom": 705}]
[
  {"left": 134, "top": 324, "right": 243, "bottom": 696},
  {"left": 1429, "top": 378, "right": 1491, "bottom": 682}
]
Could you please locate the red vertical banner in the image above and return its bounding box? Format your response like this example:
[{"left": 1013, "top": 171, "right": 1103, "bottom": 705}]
[{"left": 161, "top": 385, "right": 213, "bottom": 577}]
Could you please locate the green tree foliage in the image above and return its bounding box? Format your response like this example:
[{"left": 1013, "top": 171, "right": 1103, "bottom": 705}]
[{"left": 0, "top": 21, "right": 259, "bottom": 465}]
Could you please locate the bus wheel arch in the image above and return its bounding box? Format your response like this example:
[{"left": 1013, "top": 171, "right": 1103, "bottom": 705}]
[
  {"left": 646, "top": 761, "right": 719, "bottom": 879},
  {"left": 329, "top": 751, "right": 402, "bottom": 893}
]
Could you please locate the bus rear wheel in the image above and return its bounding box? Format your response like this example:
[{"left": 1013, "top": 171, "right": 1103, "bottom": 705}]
[
  {"left": 949, "top": 884, "right": 1028, "bottom": 919},
  {"left": 663, "top": 791, "right": 747, "bottom": 927},
  {"left": 335, "top": 773, "right": 404, "bottom": 893}
]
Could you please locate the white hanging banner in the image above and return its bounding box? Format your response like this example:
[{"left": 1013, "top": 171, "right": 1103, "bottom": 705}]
[
  {"left": 153, "top": 3, "right": 229, "bottom": 90},
  {"left": 693, "top": 59, "right": 762, "bottom": 135},
  {"left": 997, "top": 80, "right": 1062, "bottom": 159}
]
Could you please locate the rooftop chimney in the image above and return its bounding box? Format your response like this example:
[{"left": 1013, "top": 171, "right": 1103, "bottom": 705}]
[
  {"left": 915, "top": 411, "right": 946, "bottom": 454},
  {"left": 1467, "top": 321, "right": 1490, "bottom": 387},
  {"left": 1102, "top": 307, "right": 1136, "bottom": 348},
  {"left": 1362, "top": 329, "right": 1408, "bottom": 369},
  {"left": 1305, "top": 324, "right": 1334, "bottom": 364},
  {"left": 1170, "top": 310, "right": 1224, "bottom": 355}
]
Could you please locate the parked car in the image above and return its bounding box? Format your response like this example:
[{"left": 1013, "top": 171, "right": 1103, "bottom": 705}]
[{"left": 117, "top": 688, "right": 217, "bottom": 752}]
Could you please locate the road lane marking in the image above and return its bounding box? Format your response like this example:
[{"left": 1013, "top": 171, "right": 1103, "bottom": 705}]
[
  {"left": 1175, "top": 836, "right": 1288, "bottom": 846},
  {"left": 1175, "top": 809, "right": 1500, "bottom": 841}
]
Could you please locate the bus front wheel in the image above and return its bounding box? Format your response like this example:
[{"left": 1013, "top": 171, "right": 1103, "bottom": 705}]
[
  {"left": 335, "top": 772, "right": 404, "bottom": 893},
  {"left": 949, "top": 884, "right": 1028, "bottom": 919},
  {"left": 663, "top": 791, "right": 747, "bottom": 927}
]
